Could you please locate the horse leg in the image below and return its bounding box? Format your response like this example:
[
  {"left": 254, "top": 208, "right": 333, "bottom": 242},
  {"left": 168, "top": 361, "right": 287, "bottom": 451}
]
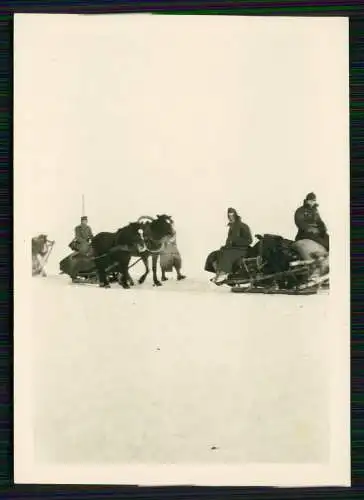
[
  {"left": 118, "top": 253, "right": 131, "bottom": 289},
  {"left": 95, "top": 256, "right": 110, "bottom": 288},
  {"left": 138, "top": 255, "right": 150, "bottom": 284},
  {"left": 125, "top": 269, "right": 134, "bottom": 286},
  {"left": 128, "top": 273, "right": 135, "bottom": 286},
  {"left": 123, "top": 253, "right": 135, "bottom": 285},
  {"left": 161, "top": 268, "right": 168, "bottom": 281},
  {"left": 152, "top": 254, "right": 162, "bottom": 287},
  {"left": 121, "top": 270, "right": 133, "bottom": 288}
]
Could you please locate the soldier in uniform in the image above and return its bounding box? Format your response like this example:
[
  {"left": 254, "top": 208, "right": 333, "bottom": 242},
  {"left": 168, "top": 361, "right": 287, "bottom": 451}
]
[
  {"left": 71, "top": 216, "right": 94, "bottom": 256},
  {"left": 294, "top": 192, "right": 329, "bottom": 251},
  {"left": 160, "top": 219, "right": 186, "bottom": 282},
  {"left": 67, "top": 216, "right": 94, "bottom": 282},
  {"left": 213, "top": 207, "right": 253, "bottom": 284}
]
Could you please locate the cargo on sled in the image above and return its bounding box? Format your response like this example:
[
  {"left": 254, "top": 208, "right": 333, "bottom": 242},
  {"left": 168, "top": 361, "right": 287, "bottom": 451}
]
[
  {"left": 205, "top": 233, "right": 329, "bottom": 296},
  {"left": 59, "top": 250, "right": 120, "bottom": 284}
]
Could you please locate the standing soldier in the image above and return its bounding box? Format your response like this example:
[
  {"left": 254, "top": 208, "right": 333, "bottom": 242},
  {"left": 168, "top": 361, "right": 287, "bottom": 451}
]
[{"left": 160, "top": 218, "right": 186, "bottom": 282}]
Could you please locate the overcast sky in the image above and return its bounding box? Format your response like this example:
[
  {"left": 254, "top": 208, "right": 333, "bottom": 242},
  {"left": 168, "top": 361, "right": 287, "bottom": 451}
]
[{"left": 14, "top": 14, "right": 349, "bottom": 273}]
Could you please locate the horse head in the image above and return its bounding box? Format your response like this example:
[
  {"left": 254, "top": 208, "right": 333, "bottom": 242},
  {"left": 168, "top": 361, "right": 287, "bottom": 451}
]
[
  {"left": 137, "top": 215, "right": 174, "bottom": 253},
  {"left": 155, "top": 214, "right": 175, "bottom": 236}
]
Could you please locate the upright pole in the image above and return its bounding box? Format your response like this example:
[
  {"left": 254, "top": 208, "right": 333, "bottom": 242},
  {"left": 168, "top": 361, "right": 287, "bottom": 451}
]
[{"left": 82, "top": 194, "right": 85, "bottom": 217}]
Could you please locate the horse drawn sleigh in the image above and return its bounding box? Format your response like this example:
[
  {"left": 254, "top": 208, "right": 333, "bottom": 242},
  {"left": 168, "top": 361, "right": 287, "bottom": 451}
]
[
  {"left": 205, "top": 233, "right": 329, "bottom": 296},
  {"left": 59, "top": 214, "right": 183, "bottom": 288}
]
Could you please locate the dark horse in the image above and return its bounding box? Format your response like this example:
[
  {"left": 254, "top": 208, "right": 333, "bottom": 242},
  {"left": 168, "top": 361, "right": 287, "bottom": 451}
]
[
  {"left": 125, "top": 214, "right": 175, "bottom": 287},
  {"left": 92, "top": 222, "right": 146, "bottom": 289},
  {"left": 205, "top": 234, "right": 323, "bottom": 290}
]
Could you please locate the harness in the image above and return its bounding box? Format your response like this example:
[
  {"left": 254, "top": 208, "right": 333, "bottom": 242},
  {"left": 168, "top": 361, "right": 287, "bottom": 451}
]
[
  {"left": 142, "top": 222, "right": 169, "bottom": 253},
  {"left": 72, "top": 221, "right": 169, "bottom": 274},
  {"left": 77, "top": 229, "right": 145, "bottom": 270}
]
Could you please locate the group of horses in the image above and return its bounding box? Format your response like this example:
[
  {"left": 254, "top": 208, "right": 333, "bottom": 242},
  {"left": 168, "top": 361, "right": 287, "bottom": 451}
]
[{"left": 60, "top": 214, "right": 180, "bottom": 288}]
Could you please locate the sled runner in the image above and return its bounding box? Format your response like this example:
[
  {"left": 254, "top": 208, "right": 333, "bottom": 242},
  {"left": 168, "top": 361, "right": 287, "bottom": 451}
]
[
  {"left": 231, "top": 285, "right": 319, "bottom": 296},
  {"left": 227, "top": 255, "right": 328, "bottom": 295}
]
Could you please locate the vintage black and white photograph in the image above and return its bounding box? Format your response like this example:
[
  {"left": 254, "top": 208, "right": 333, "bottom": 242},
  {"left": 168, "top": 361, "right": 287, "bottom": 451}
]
[{"left": 14, "top": 14, "right": 350, "bottom": 486}]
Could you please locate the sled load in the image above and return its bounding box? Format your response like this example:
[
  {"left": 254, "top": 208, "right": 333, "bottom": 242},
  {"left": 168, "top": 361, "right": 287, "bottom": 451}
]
[
  {"left": 59, "top": 249, "right": 122, "bottom": 285},
  {"left": 205, "top": 233, "right": 329, "bottom": 296}
]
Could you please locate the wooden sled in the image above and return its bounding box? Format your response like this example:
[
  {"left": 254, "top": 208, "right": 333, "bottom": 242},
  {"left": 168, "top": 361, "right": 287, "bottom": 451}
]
[{"left": 231, "top": 285, "right": 318, "bottom": 296}]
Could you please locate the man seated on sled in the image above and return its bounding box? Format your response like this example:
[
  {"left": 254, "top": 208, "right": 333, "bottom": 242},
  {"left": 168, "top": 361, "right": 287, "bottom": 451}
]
[
  {"left": 212, "top": 207, "right": 253, "bottom": 285},
  {"left": 70, "top": 216, "right": 94, "bottom": 256},
  {"left": 294, "top": 192, "right": 329, "bottom": 251},
  {"left": 32, "top": 234, "right": 54, "bottom": 276},
  {"left": 67, "top": 216, "right": 94, "bottom": 282}
]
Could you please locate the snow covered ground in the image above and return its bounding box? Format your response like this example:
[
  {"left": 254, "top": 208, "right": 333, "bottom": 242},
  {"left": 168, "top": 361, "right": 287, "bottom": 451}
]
[
  {"left": 31, "top": 271, "right": 330, "bottom": 466},
  {"left": 14, "top": 14, "right": 349, "bottom": 484}
]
